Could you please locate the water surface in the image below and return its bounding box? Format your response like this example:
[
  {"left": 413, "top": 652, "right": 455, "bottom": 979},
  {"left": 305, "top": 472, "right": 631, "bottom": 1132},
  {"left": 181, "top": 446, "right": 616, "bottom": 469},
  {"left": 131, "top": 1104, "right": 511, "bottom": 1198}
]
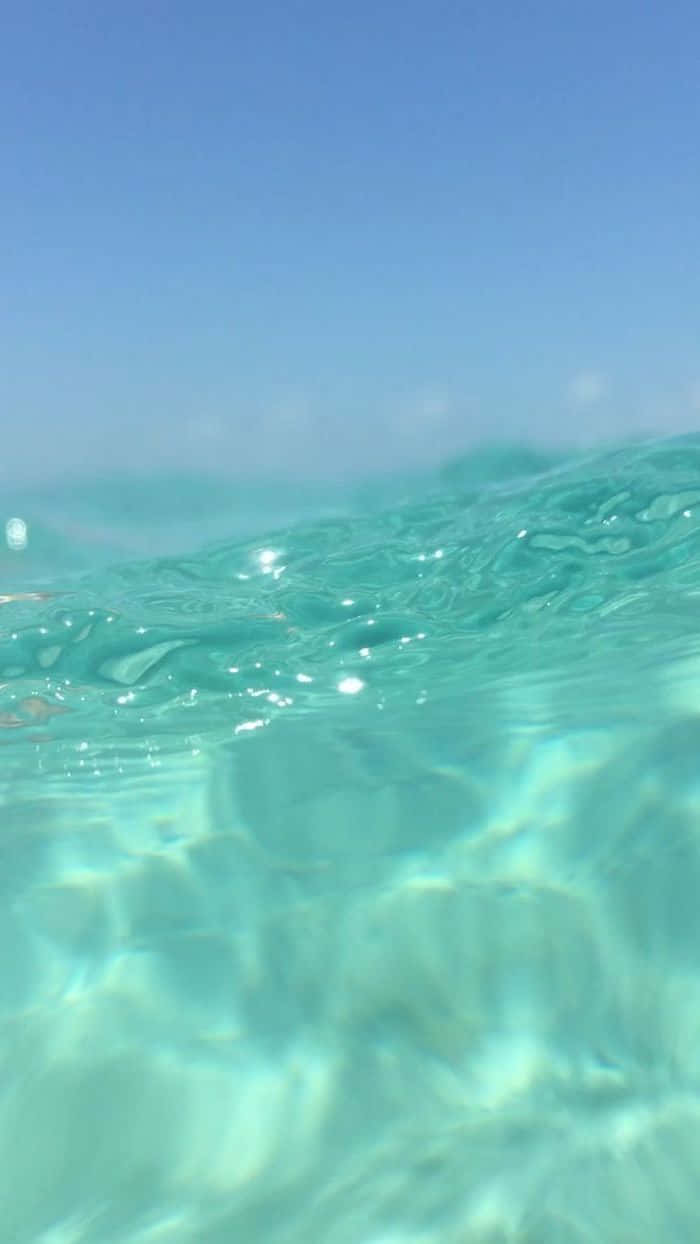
[{"left": 3, "top": 437, "right": 700, "bottom": 1241}]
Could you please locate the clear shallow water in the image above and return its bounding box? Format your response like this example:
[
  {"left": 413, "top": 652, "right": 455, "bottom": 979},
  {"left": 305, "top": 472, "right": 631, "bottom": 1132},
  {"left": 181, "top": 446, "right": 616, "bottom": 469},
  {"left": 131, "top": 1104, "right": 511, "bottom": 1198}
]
[{"left": 3, "top": 436, "right": 700, "bottom": 1240}]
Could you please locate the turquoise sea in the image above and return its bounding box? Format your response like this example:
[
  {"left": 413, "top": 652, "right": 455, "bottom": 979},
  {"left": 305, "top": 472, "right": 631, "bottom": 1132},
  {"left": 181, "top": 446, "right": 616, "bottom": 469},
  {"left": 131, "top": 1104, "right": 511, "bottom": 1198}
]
[{"left": 3, "top": 435, "right": 700, "bottom": 1241}]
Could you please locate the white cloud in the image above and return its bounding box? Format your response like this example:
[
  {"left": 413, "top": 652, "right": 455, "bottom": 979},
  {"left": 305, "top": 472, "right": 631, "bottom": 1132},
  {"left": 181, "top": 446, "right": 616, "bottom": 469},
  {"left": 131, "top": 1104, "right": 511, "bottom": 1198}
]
[
  {"left": 388, "top": 388, "right": 478, "bottom": 463},
  {"left": 414, "top": 390, "right": 451, "bottom": 423},
  {"left": 567, "top": 371, "right": 608, "bottom": 409}
]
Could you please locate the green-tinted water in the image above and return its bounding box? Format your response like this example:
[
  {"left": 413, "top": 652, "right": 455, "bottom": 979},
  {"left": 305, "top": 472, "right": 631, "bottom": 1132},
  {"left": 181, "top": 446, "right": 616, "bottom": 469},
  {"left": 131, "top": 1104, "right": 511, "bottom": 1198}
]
[{"left": 3, "top": 436, "right": 700, "bottom": 1240}]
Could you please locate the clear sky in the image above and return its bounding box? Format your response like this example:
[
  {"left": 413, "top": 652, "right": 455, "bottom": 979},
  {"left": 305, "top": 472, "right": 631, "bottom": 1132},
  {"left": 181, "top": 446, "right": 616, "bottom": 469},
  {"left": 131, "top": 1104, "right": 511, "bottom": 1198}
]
[{"left": 2, "top": 1, "right": 699, "bottom": 481}]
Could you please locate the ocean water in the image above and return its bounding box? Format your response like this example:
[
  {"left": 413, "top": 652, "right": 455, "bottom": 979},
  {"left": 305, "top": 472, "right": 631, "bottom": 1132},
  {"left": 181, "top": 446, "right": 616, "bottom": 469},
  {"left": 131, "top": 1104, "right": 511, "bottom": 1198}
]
[{"left": 3, "top": 436, "right": 700, "bottom": 1241}]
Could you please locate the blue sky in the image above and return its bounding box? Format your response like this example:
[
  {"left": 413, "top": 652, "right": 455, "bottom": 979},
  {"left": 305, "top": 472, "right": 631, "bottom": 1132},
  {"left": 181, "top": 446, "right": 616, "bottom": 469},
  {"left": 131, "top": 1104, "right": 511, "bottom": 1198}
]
[{"left": 2, "top": 1, "right": 699, "bottom": 480}]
